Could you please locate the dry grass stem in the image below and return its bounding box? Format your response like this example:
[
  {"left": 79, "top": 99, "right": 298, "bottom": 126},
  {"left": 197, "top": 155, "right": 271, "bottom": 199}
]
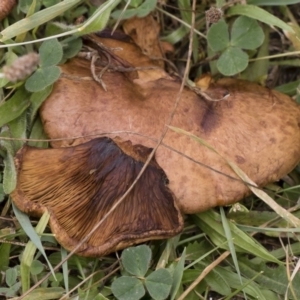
[{"left": 178, "top": 251, "right": 231, "bottom": 300}]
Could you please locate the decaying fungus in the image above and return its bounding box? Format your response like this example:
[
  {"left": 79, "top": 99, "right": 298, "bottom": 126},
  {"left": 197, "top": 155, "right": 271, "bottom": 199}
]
[
  {"left": 10, "top": 32, "right": 300, "bottom": 257},
  {"left": 11, "top": 137, "right": 183, "bottom": 257}
]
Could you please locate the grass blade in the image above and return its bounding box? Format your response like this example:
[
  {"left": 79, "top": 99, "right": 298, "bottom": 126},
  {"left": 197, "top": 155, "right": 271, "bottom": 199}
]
[
  {"left": 61, "top": 247, "right": 69, "bottom": 293},
  {"left": 224, "top": 271, "right": 263, "bottom": 300},
  {"left": 12, "top": 204, "right": 56, "bottom": 279},
  {"left": 22, "top": 287, "right": 64, "bottom": 300},
  {"left": 227, "top": 5, "right": 294, "bottom": 32},
  {"left": 170, "top": 248, "right": 186, "bottom": 300},
  {"left": 20, "top": 211, "right": 51, "bottom": 292},
  {"left": 220, "top": 207, "right": 247, "bottom": 299},
  {"left": 0, "top": 0, "right": 82, "bottom": 41},
  {"left": 193, "top": 211, "right": 280, "bottom": 263}
]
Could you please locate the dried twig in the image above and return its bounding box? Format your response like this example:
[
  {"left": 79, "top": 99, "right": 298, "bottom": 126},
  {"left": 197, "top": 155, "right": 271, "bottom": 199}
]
[{"left": 178, "top": 251, "right": 230, "bottom": 300}]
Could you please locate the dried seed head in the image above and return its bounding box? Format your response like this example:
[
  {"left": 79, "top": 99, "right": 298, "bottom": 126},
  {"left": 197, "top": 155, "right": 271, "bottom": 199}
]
[
  {"left": 205, "top": 6, "right": 223, "bottom": 25},
  {"left": 74, "top": 16, "right": 86, "bottom": 25},
  {"left": 3, "top": 53, "right": 40, "bottom": 83},
  {"left": 0, "top": 0, "right": 17, "bottom": 21}
]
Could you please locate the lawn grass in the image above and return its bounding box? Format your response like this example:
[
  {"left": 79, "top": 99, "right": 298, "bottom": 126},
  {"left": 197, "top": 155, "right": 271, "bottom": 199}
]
[{"left": 1, "top": 1, "right": 300, "bottom": 299}]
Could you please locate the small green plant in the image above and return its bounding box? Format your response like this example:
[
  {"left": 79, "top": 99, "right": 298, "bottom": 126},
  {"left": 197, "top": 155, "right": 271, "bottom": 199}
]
[
  {"left": 111, "top": 245, "right": 173, "bottom": 300},
  {"left": 25, "top": 38, "right": 63, "bottom": 93},
  {"left": 0, "top": 267, "right": 21, "bottom": 297},
  {"left": 112, "top": 0, "right": 157, "bottom": 20},
  {"left": 207, "top": 15, "right": 265, "bottom": 76}
]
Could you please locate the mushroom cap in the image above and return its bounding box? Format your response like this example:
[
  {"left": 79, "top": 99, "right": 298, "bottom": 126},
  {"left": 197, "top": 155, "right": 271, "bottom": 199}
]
[
  {"left": 11, "top": 137, "right": 183, "bottom": 257},
  {"left": 38, "top": 34, "right": 300, "bottom": 214}
]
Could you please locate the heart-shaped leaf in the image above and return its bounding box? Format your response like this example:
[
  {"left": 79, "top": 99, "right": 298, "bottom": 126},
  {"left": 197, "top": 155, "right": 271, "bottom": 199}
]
[
  {"left": 39, "top": 39, "right": 63, "bottom": 68},
  {"left": 145, "top": 269, "right": 172, "bottom": 300},
  {"left": 121, "top": 245, "right": 151, "bottom": 277},
  {"left": 207, "top": 19, "right": 229, "bottom": 52},
  {"left": 25, "top": 66, "right": 60, "bottom": 92},
  {"left": 217, "top": 47, "right": 248, "bottom": 76},
  {"left": 111, "top": 276, "right": 145, "bottom": 300},
  {"left": 231, "top": 16, "right": 264, "bottom": 50}
]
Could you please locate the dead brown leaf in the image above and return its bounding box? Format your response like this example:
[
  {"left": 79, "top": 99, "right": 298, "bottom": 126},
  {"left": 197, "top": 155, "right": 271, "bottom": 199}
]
[{"left": 123, "top": 15, "right": 165, "bottom": 68}]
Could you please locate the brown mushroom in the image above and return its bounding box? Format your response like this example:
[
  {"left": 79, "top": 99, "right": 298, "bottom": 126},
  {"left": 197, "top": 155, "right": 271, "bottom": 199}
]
[
  {"left": 10, "top": 32, "right": 300, "bottom": 257},
  {"left": 39, "top": 33, "right": 300, "bottom": 214},
  {"left": 11, "top": 137, "right": 183, "bottom": 257}
]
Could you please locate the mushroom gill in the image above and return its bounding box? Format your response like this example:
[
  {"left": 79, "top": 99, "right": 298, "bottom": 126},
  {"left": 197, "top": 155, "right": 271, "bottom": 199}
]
[{"left": 11, "top": 137, "right": 183, "bottom": 257}]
